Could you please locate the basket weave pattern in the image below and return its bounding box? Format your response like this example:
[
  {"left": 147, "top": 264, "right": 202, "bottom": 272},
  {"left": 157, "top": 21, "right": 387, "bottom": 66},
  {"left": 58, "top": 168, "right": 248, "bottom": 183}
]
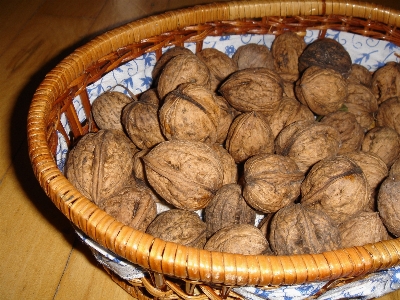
[{"left": 28, "top": 0, "right": 400, "bottom": 298}]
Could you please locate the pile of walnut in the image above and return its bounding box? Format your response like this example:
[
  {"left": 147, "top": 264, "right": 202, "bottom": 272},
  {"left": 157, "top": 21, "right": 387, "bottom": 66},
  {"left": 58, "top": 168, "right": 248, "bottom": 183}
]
[{"left": 65, "top": 32, "right": 400, "bottom": 256}]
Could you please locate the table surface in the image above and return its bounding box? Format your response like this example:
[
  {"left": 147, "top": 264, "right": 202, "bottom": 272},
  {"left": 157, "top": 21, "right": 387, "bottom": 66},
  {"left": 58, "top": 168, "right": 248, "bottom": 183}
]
[{"left": 1, "top": 0, "right": 400, "bottom": 299}]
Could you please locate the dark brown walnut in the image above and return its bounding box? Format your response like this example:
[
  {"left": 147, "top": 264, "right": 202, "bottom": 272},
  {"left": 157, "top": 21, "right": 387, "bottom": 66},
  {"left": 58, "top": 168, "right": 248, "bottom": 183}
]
[
  {"left": 295, "top": 65, "right": 348, "bottom": 116},
  {"left": 232, "top": 43, "right": 275, "bottom": 70},
  {"left": 204, "top": 224, "right": 270, "bottom": 255},
  {"left": 378, "top": 177, "right": 400, "bottom": 237},
  {"left": 99, "top": 180, "right": 157, "bottom": 231},
  {"left": 266, "top": 96, "right": 315, "bottom": 138},
  {"left": 347, "top": 64, "right": 373, "bottom": 87},
  {"left": 196, "top": 47, "right": 238, "bottom": 92},
  {"left": 157, "top": 54, "right": 211, "bottom": 100},
  {"left": 204, "top": 183, "right": 256, "bottom": 238},
  {"left": 344, "top": 151, "right": 388, "bottom": 210},
  {"left": 139, "top": 88, "right": 160, "bottom": 106},
  {"left": 132, "top": 148, "right": 150, "bottom": 182},
  {"left": 389, "top": 157, "right": 400, "bottom": 181},
  {"left": 91, "top": 91, "right": 133, "bottom": 131},
  {"left": 271, "top": 31, "right": 307, "bottom": 81},
  {"left": 151, "top": 46, "right": 195, "bottom": 86},
  {"left": 300, "top": 155, "right": 369, "bottom": 226},
  {"left": 210, "top": 144, "right": 238, "bottom": 185},
  {"left": 298, "top": 38, "right": 352, "bottom": 77},
  {"left": 344, "top": 82, "right": 378, "bottom": 131},
  {"left": 320, "top": 111, "right": 364, "bottom": 154},
  {"left": 219, "top": 68, "right": 284, "bottom": 114},
  {"left": 65, "top": 129, "right": 137, "bottom": 205},
  {"left": 143, "top": 140, "right": 224, "bottom": 210},
  {"left": 339, "top": 211, "right": 389, "bottom": 248},
  {"left": 361, "top": 126, "right": 400, "bottom": 168},
  {"left": 159, "top": 83, "right": 220, "bottom": 144},
  {"left": 214, "top": 95, "right": 239, "bottom": 144},
  {"left": 122, "top": 98, "right": 166, "bottom": 149},
  {"left": 371, "top": 61, "right": 400, "bottom": 104},
  {"left": 225, "top": 111, "right": 275, "bottom": 163},
  {"left": 269, "top": 203, "right": 341, "bottom": 255},
  {"left": 376, "top": 96, "right": 400, "bottom": 135},
  {"left": 243, "top": 154, "right": 304, "bottom": 213},
  {"left": 146, "top": 209, "right": 207, "bottom": 248},
  {"left": 275, "top": 120, "right": 340, "bottom": 173}
]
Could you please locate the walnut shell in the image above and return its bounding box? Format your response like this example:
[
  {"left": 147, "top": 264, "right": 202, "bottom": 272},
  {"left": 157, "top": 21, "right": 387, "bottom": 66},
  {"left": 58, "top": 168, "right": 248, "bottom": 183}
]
[
  {"left": 65, "top": 129, "right": 136, "bottom": 205},
  {"left": 99, "top": 180, "right": 157, "bottom": 231},
  {"left": 269, "top": 203, "right": 341, "bottom": 255},
  {"left": 204, "top": 224, "right": 270, "bottom": 255},
  {"left": 361, "top": 126, "right": 400, "bottom": 168},
  {"left": 210, "top": 144, "right": 238, "bottom": 185},
  {"left": 225, "top": 111, "right": 275, "bottom": 163},
  {"left": 271, "top": 31, "right": 307, "bottom": 81},
  {"left": 347, "top": 64, "right": 373, "bottom": 87},
  {"left": 339, "top": 211, "right": 389, "bottom": 248},
  {"left": 205, "top": 183, "right": 256, "bottom": 238},
  {"left": 295, "top": 66, "right": 348, "bottom": 116},
  {"left": 376, "top": 96, "right": 400, "bottom": 135},
  {"left": 219, "top": 68, "right": 283, "bottom": 114},
  {"left": 139, "top": 88, "right": 160, "bottom": 106},
  {"left": 320, "top": 110, "right": 364, "bottom": 154},
  {"left": 146, "top": 209, "right": 207, "bottom": 248},
  {"left": 122, "top": 99, "right": 166, "bottom": 149},
  {"left": 378, "top": 177, "right": 400, "bottom": 237},
  {"left": 143, "top": 140, "right": 224, "bottom": 210},
  {"left": 159, "top": 83, "right": 220, "bottom": 144},
  {"left": 214, "top": 95, "right": 239, "bottom": 144},
  {"left": 243, "top": 154, "right": 304, "bottom": 213},
  {"left": 300, "top": 156, "right": 369, "bottom": 225},
  {"left": 267, "top": 96, "right": 315, "bottom": 138},
  {"left": 92, "top": 91, "right": 133, "bottom": 131},
  {"left": 196, "top": 47, "right": 237, "bottom": 92},
  {"left": 132, "top": 148, "right": 150, "bottom": 182},
  {"left": 275, "top": 120, "right": 340, "bottom": 173},
  {"left": 371, "top": 61, "right": 400, "bottom": 104},
  {"left": 157, "top": 54, "right": 211, "bottom": 99},
  {"left": 298, "top": 38, "right": 352, "bottom": 77},
  {"left": 232, "top": 44, "right": 275, "bottom": 70},
  {"left": 389, "top": 157, "right": 400, "bottom": 181}
]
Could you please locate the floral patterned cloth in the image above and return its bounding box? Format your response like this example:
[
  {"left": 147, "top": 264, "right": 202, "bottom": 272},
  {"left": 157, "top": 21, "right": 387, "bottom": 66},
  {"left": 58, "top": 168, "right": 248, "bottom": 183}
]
[{"left": 64, "top": 29, "right": 400, "bottom": 299}]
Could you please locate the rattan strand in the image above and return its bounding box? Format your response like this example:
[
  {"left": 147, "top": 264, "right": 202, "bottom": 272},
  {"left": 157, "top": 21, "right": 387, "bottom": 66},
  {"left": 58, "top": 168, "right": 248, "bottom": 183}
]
[{"left": 27, "top": 0, "right": 400, "bottom": 295}]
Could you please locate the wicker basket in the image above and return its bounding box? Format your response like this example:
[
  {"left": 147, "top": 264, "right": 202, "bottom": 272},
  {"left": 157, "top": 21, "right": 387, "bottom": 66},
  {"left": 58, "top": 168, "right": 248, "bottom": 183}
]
[{"left": 27, "top": 0, "right": 400, "bottom": 299}]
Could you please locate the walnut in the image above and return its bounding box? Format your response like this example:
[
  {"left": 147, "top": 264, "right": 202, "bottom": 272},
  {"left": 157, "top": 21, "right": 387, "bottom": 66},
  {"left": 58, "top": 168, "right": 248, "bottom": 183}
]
[
  {"left": 225, "top": 111, "right": 275, "bottom": 163},
  {"left": 214, "top": 95, "right": 239, "bottom": 144},
  {"left": 143, "top": 140, "right": 224, "bottom": 210},
  {"left": 339, "top": 211, "right": 389, "bottom": 248},
  {"left": 269, "top": 203, "right": 341, "bottom": 255},
  {"left": 266, "top": 96, "right": 315, "bottom": 138},
  {"left": 320, "top": 110, "right": 364, "bottom": 154},
  {"left": 271, "top": 31, "right": 307, "bottom": 81},
  {"left": 91, "top": 91, "right": 133, "bottom": 131},
  {"left": 196, "top": 47, "right": 237, "bottom": 92},
  {"left": 347, "top": 64, "right": 373, "bottom": 87},
  {"left": 371, "top": 61, "right": 400, "bottom": 104},
  {"left": 146, "top": 209, "right": 207, "bottom": 248},
  {"left": 157, "top": 54, "right": 211, "bottom": 99},
  {"left": 204, "top": 183, "right": 256, "bottom": 238},
  {"left": 210, "top": 144, "right": 238, "bottom": 185},
  {"left": 65, "top": 129, "right": 137, "bottom": 205},
  {"left": 219, "top": 68, "right": 283, "bottom": 114},
  {"left": 298, "top": 38, "right": 352, "bottom": 77},
  {"left": 204, "top": 224, "right": 270, "bottom": 255},
  {"left": 376, "top": 96, "right": 400, "bottom": 135},
  {"left": 361, "top": 126, "right": 400, "bottom": 168},
  {"left": 232, "top": 44, "right": 275, "bottom": 70},
  {"left": 159, "top": 83, "right": 220, "bottom": 144},
  {"left": 122, "top": 98, "right": 166, "bottom": 149},
  {"left": 99, "top": 180, "right": 157, "bottom": 231},
  {"left": 139, "top": 88, "right": 160, "bottom": 106},
  {"left": 344, "top": 151, "right": 388, "bottom": 210},
  {"left": 132, "top": 148, "right": 150, "bottom": 182},
  {"left": 295, "top": 65, "right": 348, "bottom": 116},
  {"left": 300, "top": 156, "right": 369, "bottom": 226},
  {"left": 243, "top": 154, "right": 304, "bottom": 213},
  {"left": 275, "top": 120, "right": 340, "bottom": 173},
  {"left": 389, "top": 157, "right": 400, "bottom": 181},
  {"left": 378, "top": 176, "right": 400, "bottom": 237}
]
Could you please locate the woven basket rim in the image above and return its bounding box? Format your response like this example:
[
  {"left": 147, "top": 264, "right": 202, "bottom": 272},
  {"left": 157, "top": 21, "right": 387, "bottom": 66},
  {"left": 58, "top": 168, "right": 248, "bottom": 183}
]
[{"left": 27, "top": 0, "right": 400, "bottom": 288}]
